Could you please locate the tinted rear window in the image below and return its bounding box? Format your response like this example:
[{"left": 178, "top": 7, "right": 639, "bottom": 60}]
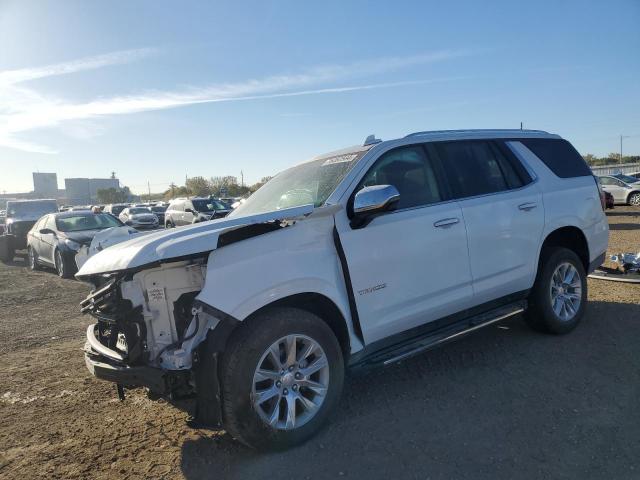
[{"left": 519, "top": 139, "right": 591, "bottom": 178}]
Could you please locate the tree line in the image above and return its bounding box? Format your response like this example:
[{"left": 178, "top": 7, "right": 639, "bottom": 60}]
[
  {"left": 163, "top": 175, "right": 272, "bottom": 200},
  {"left": 582, "top": 153, "right": 640, "bottom": 167}
]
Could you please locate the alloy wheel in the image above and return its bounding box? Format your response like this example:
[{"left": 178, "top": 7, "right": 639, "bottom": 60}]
[
  {"left": 251, "top": 334, "right": 330, "bottom": 430},
  {"left": 55, "top": 250, "right": 64, "bottom": 277},
  {"left": 549, "top": 262, "right": 582, "bottom": 321}
]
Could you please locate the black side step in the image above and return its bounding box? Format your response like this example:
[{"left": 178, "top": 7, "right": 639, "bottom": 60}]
[{"left": 351, "top": 301, "right": 526, "bottom": 370}]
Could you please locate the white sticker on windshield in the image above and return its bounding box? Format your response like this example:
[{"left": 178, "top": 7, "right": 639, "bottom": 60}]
[{"left": 322, "top": 153, "right": 357, "bottom": 166}]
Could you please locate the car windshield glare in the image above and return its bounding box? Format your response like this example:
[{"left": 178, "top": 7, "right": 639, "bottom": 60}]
[
  {"left": 231, "top": 150, "right": 366, "bottom": 216},
  {"left": 7, "top": 201, "right": 57, "bottom": 218},
  {"left": 56, "top": 214, "right": 122, "bottom": 232},
  {"left": 129, "top": 207, "right": 151, "bottom": 215},
  {"left": 613, "top": 174, "right": 638, "bottom": 184}
]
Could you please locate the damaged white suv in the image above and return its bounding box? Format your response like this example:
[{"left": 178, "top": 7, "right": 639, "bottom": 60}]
[{"left": 79, "top": 129, "right": 608, "bottom": 449}]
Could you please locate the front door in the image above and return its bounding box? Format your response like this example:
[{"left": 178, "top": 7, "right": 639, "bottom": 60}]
[{"left": 335, "top": 144, "right": 474, "bottom": 344}]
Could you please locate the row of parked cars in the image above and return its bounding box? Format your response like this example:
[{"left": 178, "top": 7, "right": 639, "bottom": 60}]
[
  {"left": 0, "top": 196, "right": 239, "bottom": 277},
  {"left": 596, "top": 172, "right": 640, "bottom": 207}
]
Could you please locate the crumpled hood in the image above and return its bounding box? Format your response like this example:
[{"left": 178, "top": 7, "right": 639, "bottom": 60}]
[{"left": 76, "top": 204, "right": 313, "bottom": 278}]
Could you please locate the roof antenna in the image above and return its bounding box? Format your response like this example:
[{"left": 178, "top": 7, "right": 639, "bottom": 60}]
[{"left": 363, "top": 134, "right": 382, "bottom": 146}]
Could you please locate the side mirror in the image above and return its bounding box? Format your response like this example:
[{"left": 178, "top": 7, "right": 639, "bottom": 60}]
[
  {"left": 39, "top": 228, "right": 55, "bottom": 235},
  {"left": 351, "top": 185, "right": 400, "bottom": 228},
  {"left": 185, "top": 208, "right": 195, "bottom": 214}
]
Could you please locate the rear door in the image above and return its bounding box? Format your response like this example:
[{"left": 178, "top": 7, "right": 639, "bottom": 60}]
[
  {"left": 335, "top": 144, "right": 474, "bottom": 344},
  {"left": 183, "top": 201, "right": 195, "bottom": 224},
  {"left": 599, "top": 176, "right": 627, "bottom": 203},
  {"left": 432, "top": 140, "right": 545, "bottom": 304}
]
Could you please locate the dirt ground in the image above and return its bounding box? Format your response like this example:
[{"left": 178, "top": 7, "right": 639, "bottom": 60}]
[{"left": 1, "top": 207, "right": 639, "bottom": 480}]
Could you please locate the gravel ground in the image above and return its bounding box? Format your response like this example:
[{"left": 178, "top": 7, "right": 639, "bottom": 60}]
[{"left": 0, "top": 206, "right": 639, "bottom": 479}]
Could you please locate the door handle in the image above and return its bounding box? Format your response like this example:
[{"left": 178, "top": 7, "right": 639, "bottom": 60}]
[
  {"left": 518, "top": 202, "right": 537, "bottom": 211},
  {"left": 434, "top": 218, "right": 460, "bottom": 228}
]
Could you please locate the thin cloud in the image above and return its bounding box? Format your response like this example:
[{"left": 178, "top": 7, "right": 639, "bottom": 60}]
[
  {"left": 0, "top": 48, "right": 157, "bottom": 86},
  {"left": 0, "top": 48, "right": 473, "bottom": 153}
]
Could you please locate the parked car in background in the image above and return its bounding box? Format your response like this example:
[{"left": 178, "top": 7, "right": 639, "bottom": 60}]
[
  {"left": 70, "top": 205, "right": 92, "bottom": 211},
  {"left": 0, "top": 210, "right": 5, "bottom": 235},
  {"left": 164, "top": 197, "right": 231, "bottom": 227},
  {"left": 628, "top": 171, "right": 640, "bottom": 180},
  {"left": 79, "top": 129, "right": 608, "bottom": 450},
  {"left": 119, "top": 207, "right": 159, "bottom": 229},
  {"left": 611, "top": 173, "right": 640, "bottom": 186},
  {"left": 598, "top": 175, "right": 640, "bottom": 205},
  {"left": 150, "top": 205, "right": 167, "bottom": 224},
  {"left": 104, "top": 203, "right": 129, "bottom": 217},
  {"left": 0, "top": 199, "right": 58, "bottom": 263},
  {"left": 27, "top": 211, "right": 125, "bottom": 278}
]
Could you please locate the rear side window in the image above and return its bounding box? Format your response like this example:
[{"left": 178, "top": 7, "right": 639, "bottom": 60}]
[
  {"left": 519, "top": 138, "right": 591, "bottom": 178},
  {"left": 434, "top": 141, "right": 518, "bottom": 198}
]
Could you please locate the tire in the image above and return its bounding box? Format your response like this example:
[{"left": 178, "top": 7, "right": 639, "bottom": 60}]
[
  {"left": 0, "top": 238, "right": 14, "bottom": 264},
  {"left": 165, "top": 220, "right": 174, "bottom": 229},
  {"left": 28, "top": 246, "right": 41, "bottom": 271},
  {"left": 628, "top": 192, "right": 640, "bottom": 206},
  {"left": 220, "top": 307, "right": 344, "bottom": 450},
  {"left": 525, "top": 247, "right": 587, "bottom": 334},
  {"left": 54, "top": 249, "right": 76, "bottom": 279}
]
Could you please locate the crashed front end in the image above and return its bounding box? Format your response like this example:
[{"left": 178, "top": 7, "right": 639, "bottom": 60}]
[{"left": 80, "top": 258, "right": 230, "bottom": 424}]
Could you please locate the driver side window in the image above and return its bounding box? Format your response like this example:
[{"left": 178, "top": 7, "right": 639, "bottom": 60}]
[{"left": 358, "top": 145, "right": 443, "bottom": 210}]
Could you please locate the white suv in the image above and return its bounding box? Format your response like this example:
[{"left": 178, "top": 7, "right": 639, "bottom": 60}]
[{"left": 78, "top": 129, "right": 609, "bottom": 449}]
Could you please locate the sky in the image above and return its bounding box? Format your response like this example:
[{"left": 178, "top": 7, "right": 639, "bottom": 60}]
[{"left": 0, "top": 0, "right": 639, "bottom": 194}]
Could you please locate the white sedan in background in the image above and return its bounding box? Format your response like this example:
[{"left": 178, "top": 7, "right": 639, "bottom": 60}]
[{"left": 118, "top": 207, "right": 159, "bottom": 229}]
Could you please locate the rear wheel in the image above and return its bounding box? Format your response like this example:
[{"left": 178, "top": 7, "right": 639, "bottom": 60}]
[
  {"left": 220, "top": 307, "right": 344, "bottom": 450},
  {"left": 54, "top": 249, "right": 76, "bottom": 279},
  {"left": 525, "top": 247, "right": 587, "bottom": 334},
  {"left": 628, "top": 192, "right": 640, "bottom": 206}
]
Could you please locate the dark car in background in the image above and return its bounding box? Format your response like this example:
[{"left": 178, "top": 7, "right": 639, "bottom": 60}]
[
  {"left": 27, "top": 211, "right": 124, "bottom": 278},
  {"left": 0, "top": 199, "right": 58, "bottom": 263},
  {"left": 164, "top": 197, "right": 231, "bottom": 227},
  {"left": 150, "top": 205, "right": 167, "bottom": 224}
]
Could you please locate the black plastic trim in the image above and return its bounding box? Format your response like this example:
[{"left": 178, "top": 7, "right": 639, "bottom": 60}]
[
  {"left": 588, "top": 251, "right": 606, "bottom": 274},
  {"left": 332, "top": 226, "right": 364, "bottom": 344}
]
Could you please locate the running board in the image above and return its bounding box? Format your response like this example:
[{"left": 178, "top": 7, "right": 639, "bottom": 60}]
[{"left": 351, "top": 301, "right": 526, "bottom": 370}]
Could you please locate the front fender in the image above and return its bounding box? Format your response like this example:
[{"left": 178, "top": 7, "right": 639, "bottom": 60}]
[{"left": 195, "top": 212, "right": 363, "bottom": 352}]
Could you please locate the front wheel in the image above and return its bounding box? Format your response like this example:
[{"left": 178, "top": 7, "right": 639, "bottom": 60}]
[
  {"left": 54, "top": 249, "right": 76, "bottom": 279},
  {"left": 28, "top": 246, "right": 41, "bottom": 271},
  {"left": 525, "top": 247, "right": 587, "bottom": 334},
  {"left": 220, "top": 307, "right": 344, "bottom": 450}
]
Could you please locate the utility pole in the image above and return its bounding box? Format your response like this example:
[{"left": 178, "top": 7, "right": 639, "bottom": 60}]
[
  {"left": 520, "top": 122, "right": 523, "bottom": 130},
  {"left": 147, "top": 181, "right": 151, "bottom": 201},
  {"left": 620, "top": 135, "right": 624, "bottom": 165},
  {"left": 241, "top": 170, "right": 244, "bottom": 187}
]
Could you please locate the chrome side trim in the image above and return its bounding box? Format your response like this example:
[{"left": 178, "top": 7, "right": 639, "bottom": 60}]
[
  {"left": 85, "top": 324, "right": 126, "bottom": 362},
  {"left": 383, "top": 307, "right": 524, "bottom": 366}
]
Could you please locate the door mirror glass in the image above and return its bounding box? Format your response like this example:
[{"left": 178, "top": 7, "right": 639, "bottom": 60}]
[{"left": 351, "top": 185, "right": 400, "bottom": 228}]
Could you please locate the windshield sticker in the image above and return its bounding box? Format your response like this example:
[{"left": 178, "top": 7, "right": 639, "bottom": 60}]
[{"left": 322, "top": 153, "right": 358, "bottom": 166}]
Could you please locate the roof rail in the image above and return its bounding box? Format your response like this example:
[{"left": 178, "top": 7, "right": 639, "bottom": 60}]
[{"left": 404, "top": 129, "right": 549, "bottom": 138}]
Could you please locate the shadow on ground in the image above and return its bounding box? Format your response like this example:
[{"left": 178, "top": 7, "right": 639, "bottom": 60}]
[{"left": 179, "top": 301, "right": 640, "bottom": 480}]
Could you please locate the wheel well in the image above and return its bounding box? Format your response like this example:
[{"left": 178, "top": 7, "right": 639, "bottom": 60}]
[
  {"left": 249, "top": 293, "right": 351, "bottom": 358},
  {"left": 540, "top": 227, "right": 589, "bottom": 270},
  {"left": 627, "top": 190, "right": 640, "bottom": 203}
]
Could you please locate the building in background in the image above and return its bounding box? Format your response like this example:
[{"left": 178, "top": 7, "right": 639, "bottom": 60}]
[
  {"left": 64, "top": 177, "right": 120, "bottom": 204},
  {"left": 32, "top": 172, "right": 58, "bottom": 198}
]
